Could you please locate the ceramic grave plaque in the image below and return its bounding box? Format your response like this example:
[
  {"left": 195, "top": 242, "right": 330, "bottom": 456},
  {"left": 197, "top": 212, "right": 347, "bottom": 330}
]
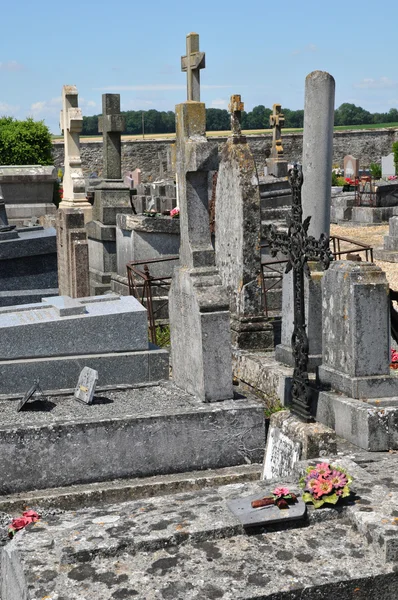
[{"left": 74, "top": 367, "right": 98, "bottom": 404}]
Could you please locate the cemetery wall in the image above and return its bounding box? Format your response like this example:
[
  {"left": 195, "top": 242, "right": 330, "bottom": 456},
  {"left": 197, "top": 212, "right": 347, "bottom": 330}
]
[{"left": 52, "top": 127, "right": 398, "bottom": 182}]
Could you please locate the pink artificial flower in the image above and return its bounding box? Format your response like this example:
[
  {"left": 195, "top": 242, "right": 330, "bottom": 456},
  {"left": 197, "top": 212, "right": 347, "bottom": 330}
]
[
  {"left": 391, "top": 348, "right": 398, "bottom": 363},
  {"left": 273, "top": 486, "right": 290, "bottom": 498},
  {"left": 170, "top": 207, "right": 180, "bottom": 218},
  {"left": 313, "top": 463, "right": 332, "bottom": 478},
  {"left": 313, "top": 478, "right": 333, "bottom": 498}
]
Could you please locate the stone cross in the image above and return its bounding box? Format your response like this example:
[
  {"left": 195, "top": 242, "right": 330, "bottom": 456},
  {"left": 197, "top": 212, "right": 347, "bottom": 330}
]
[
  {"left": 98, "top": 94, "right": 125, "bottom": 180},
  {"left": 229, "top": 94, "right": 244, "bottom": 137},
  {"left": 270, "top": 103, "right": 285, "bottom": 157},
  {"left": 59, "top": 86, "right": 87, "bottom": 207},
  {"left": 181, "top": 32, "right": 205, "bottom": 102}
]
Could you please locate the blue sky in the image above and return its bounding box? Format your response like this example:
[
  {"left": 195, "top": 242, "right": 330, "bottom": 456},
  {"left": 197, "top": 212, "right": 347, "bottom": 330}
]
[{"left": 0, "top": 0, "right": 396, "bottom": 133}]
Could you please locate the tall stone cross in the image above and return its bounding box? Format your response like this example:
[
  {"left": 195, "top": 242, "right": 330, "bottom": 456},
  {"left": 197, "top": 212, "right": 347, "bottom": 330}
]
[
  {"left": 266, "top": 165, "right": 333, "bottom": 422},
  {"left": 181, "top": 32, "right": 205, "bottom": 101},
  {"left": 59, "top": 85, "right": 89, "bottom": 210},
  {"left": 98, "top": 94, "right": 125, "bottom": 180},
  {"left": 270, "top": 103, "right": 285, "bottom": 158},
  {"left": 229, "top": 94, "right": 244, "bottom": 137}
]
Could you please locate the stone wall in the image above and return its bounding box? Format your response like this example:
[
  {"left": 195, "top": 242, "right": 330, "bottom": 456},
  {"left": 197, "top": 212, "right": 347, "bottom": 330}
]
[{"left": 52, "top": 128, "right": 398, "bottom": 183}]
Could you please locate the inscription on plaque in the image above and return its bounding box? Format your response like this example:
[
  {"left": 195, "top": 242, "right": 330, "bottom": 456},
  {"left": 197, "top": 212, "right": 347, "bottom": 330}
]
[{"left": 262, "top": 426, "right": 302, "bottom": 480}]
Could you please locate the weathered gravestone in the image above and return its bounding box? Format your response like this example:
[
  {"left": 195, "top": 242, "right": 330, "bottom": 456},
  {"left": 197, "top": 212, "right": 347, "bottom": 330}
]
[
  {"left": 344, "top": 154, "right": 359, "bottom": 179},
  {"left": 74, "top": 367, "right": 98, "bottom": 404},
  {"left": 276, "top": 71, "right": 335, "bottom": 370},
  {"left": 216, "top": 94, "right": 273, "bottom": 349},
  {"left": 169, "top": 33, "right": 233, "bottom": 402},
  {"left": 87, "top": 94, "right": 131, "bottom": 295},
  {"left": 382, "top": 153, "right": 395, "bottom": 178},
  {"left": 374, "top": 216, "right": 398, "bottom": 262},
  {"left": 56, "top": 85, "right": 90, "bottom": 298},
  {"left": 266, "top": 103, "right": 288, "bottom": 178}
]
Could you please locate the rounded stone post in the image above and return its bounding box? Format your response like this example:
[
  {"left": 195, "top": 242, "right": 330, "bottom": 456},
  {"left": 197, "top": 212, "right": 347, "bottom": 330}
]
[{"left": 302, "top": 71, "right": 335, "bottom": 237}]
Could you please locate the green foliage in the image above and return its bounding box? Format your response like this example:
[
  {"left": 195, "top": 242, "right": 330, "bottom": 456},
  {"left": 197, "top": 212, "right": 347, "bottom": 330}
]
[
  {"left": 263, "top": 396, "right": 284, "bottom": 419},
  {"left": 0, "top": 117, "right": 53, "bottom": 165},
  {"left": 331, "top": 171, "right": 339, "bottom": 186},
  {"left": 154, "top": 324, "right": 170, "bottom": 348},
  {"left": 393, "top": 141, "right": 398, "bottom": 173},
  {"left": 369, "top": 162, "right": 382, "bottom": 179}
]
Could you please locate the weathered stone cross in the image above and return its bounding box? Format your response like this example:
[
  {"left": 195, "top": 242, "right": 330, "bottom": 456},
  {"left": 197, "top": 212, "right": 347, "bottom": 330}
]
[
  {"left": 229, "top": 94, "right": 244, "bottom": 137},
  {"left": 98, "top": 94, "right": 125, "bottom": 180},
  {"left": 181, "top": 32, "right": 205, "bottom": 102},
  {"left": 59, "top": 85, "right": 87, "bottom": 206},
  {"left": 270, "top": 103, "right": 285, "bottom": 157}
]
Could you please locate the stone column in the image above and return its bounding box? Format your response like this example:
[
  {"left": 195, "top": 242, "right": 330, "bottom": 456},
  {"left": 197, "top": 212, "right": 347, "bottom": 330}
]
[
  {"left": 57, "top": 85, "right": 90, "bottom": 297},
  {"left": 168, "top": 100, "right": 233, "bottom": 402},
  {"left": 215, "top": 95, "right": 274, "bottom": 349},
  {"left": 318, "top": 261, "right": 396, "bottom": 398},
  {"left": 275, "top": 71, "right": 335, "bottom": 369},
  {"left": 88, "top": 94, "right": 131, "bottom": 295}
]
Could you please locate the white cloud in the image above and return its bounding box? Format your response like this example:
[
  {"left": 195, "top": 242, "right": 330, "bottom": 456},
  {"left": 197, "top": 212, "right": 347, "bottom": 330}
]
[
  {"left": 30, "top": 97, "right": 62, "bottom": 118},
  {"left": 211, "top": 98, "right": 227, "bottom": 108},
  {"left": 291, "top": 44, "right": 318, "bottom": 56},
  {"left": 354, "top": 77, "right": 398, "bottom": 90},
  {"left": 0, "top": 102, "right": 20, "bottom": 116},
  {"left": 0, "top": 60, "right": 24, "bottom": 72},
  {"left": 94, "top": 84, "right": 232, "bottom": 92}
]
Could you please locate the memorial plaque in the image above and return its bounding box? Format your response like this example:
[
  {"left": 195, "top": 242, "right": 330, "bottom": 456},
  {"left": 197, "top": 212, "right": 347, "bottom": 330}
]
[
  {"left": 17, "top": 380, "right": 44, "bottom": 412},
  {"left": 227, "top": 492, "right": 306, "bottom": 527},
  {"left": 74, "top": 367, "right": 98, "bottom": 404},
  {"left": 262, "top": 426, "right": 302, "bottom": 480}
]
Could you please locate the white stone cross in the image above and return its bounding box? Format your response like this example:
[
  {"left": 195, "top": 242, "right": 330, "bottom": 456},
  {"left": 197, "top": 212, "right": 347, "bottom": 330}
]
[
  {"left": 270, "top": 103, "right": 285, "bottom": 157},
  {"left": 181, "top": 32, "right": 205, "bottom": 102},
  {"left": 59, "top": 86, "right": 88, "bottom": 208},
  {"left": 228, "top": 94, "right": 244, "bottom": 137}
]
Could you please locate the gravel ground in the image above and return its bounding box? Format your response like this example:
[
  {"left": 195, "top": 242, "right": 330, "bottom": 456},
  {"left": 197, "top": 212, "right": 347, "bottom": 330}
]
[{"left": 331, "top": 223, "right": 398, "bottom": 290}]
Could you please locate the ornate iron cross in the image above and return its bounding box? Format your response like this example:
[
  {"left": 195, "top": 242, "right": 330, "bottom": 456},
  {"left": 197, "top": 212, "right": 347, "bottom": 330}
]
[{"left": 266, "top": 165, "right": 333, "bottom": 422}]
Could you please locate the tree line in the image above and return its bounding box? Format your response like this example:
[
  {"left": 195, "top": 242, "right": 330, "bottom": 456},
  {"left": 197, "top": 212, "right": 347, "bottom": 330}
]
[{"left": 81, "top": 103, "right": 398, "bottom": 136}]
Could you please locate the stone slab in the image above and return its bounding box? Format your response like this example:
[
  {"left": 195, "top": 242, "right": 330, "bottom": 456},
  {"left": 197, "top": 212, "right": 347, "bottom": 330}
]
[
  {"left": 318, "top": 364, "right": 398, "bottom": 399},
  {"left": 3, "top": 456, "right": 398, "bottom": 599},
  {"left": 232, "top": 351, "right": 293, "bottom": 405},
  {"left": 0, "top": 226, "right": 56, "bottom": 260},
  {"left": 0, "top": 294, "right": 148, "bottom": 360},
  {"left": 0, "top": 347, "right": 168, "bottom": 395},
  {"left": 227, "top": 492, "right": 306, "bottom": 527},
  {"left": 0, "top": 382, "right": 265, "bottom": 494}
]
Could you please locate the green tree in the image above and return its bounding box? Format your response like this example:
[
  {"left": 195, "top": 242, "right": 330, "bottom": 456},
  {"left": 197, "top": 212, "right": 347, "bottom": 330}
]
[
  {"left": 334, "top": 103, "right": 372, "bottom": 126},
  {"left": 0, "top": 117, "right": 53, "bottom": 165}
]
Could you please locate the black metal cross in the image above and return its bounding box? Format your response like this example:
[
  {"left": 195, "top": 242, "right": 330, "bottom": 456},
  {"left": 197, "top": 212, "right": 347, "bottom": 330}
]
[{"left": 266, "top": 165, "right": 333, "bottom": 422}]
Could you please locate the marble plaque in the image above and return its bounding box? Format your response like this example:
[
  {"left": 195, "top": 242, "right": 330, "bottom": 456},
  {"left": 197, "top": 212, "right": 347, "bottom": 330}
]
[
  {"left": 74, "top": 367, "right": 98, "bottom": 405},
  {"left": 227, "top": 492, "right": 307, "bottom": 527},
  {"left": 262, "top": 426, "right": 302, "bottom": 480}
]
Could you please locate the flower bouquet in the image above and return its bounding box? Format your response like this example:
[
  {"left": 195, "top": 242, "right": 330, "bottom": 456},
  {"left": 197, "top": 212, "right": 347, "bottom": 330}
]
[
  {"left": 299, "top": 463, "right": 352, "bottom": 509},
  {"left": 251, "top": 487, "right": 298, "bottom": 510}
]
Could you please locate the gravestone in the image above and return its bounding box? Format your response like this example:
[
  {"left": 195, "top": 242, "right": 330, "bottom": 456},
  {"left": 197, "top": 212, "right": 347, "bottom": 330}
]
[
  {"left": 88, "top": 94, "right": 131, "bottom": 295},
  {"left": 276, "top": 71, "right": 335, "bottom": 370},
  {"left": 374, "top": 216, "right": 398, "bottom": 262},
  {"left": 0, "top": 294, "right": 168, "bottom": 394},
  {"left": 344, "top": 155, "right": 359, "bottom": 178},
  {"left": 216, "top": 94, "right": 273, "bottom": 349},
  {"left": 266, "top": 103, "right": 288, "bottom": 178},
  {"left": 318, "top": 261, "right": 397, "bottom": 398},
  {"left": 382, "top": 153, "right": 395, "bottom": 178},
  {"left": 74, "top": 367, "right": 98, "bottom": 404},
  {"left": 181, "top": 32, "right": 205, "bottom": 102},
  {"left": 169, "top": 33, "right": 233, "bottom": 402},
  {"left": 56, "top": 86, "right": 90, "bottom": 298}
]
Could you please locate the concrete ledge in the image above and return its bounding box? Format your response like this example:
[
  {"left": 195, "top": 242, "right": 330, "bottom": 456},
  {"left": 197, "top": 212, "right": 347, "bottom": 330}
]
[
  {"left": 233, "top": 350, "right": 293, "bottom": 405},
  {"left": 0, "top": 383, "right": 265, "bottom": 493},
  {"left": 374, "top": 248, "right": 398, "bottom": 262},
  {"left": 318, "top": 364, "right": 398, "bottom": 399},
  {"left": 315, "top": 389, "right": 398, "bottom": 450},
  {"left": 0, "top": 348, "right": 169, "bottom": 395}
]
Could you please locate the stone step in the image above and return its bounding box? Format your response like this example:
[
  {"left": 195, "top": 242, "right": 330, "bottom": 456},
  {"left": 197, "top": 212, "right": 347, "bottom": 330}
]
[
  {"left": 0, "top": 381, "right": 265, "bottom": 495},
  {"left": 260, "top": 193, "right": 292, "bottom": 210},
  {"left": 5, "top": 456, "right": 398, "bottom": 599}
]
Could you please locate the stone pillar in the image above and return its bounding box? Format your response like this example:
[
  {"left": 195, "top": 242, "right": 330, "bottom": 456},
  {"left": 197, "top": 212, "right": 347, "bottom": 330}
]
[
  {"left": 168, "top": 100, "right": 233, "bottom": 402},
  {"left": 88, "top": 94, "right": 131, "bottom": 295},
  {"left": 57, "top": 85, "right": 90, "bottom": 297},
  {"left": 275, "top": 71, "right": 335, "bottom": 369},
  {"left": 318, "top": 261, "right": 396, "bottom": 398},
  {"left": 215, "top": 95, "right": 273, "bottom": 350}
]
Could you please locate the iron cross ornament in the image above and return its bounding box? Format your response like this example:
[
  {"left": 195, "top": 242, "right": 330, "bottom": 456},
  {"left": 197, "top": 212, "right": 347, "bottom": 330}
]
[{"left": 266, "top": 164, "right": 333, "bottom": 422}]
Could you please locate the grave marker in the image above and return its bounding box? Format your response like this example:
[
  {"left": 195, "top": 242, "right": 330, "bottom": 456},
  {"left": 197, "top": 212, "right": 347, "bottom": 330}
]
[
  {"left": 98, "top": 95, "right": 125, "bottom": 180},
  {"left": 266, "top": 103, "right": 288, "bottom": 178},
  {"left": 181, "top": 32, "right": 205, "bottom": 102},
  {"left": 17, "top": 380, "right": 44, "bottom": 412},
  {"left": 382, "top": 153, "right": 395, "bottom": 178},
  {"left": 74, "top": 367, "right": 98, "bottom": 404},
  {"left": 344, "top": 155, "right": 359, "bottom": 179}
]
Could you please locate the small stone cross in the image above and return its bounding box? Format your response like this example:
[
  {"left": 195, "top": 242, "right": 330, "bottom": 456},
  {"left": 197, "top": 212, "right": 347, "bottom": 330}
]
[
  {"left": 181, "top": 32, "right": 206, "bottom": 102},
  {"left": 229, "top": 94, "right": 244, "bottom": 137},
  {"left": 270, "top": 103, "right": 285, "bottom": 157},
  {"left": 98, "top": 94, "right": 125, "bottom": 180}
]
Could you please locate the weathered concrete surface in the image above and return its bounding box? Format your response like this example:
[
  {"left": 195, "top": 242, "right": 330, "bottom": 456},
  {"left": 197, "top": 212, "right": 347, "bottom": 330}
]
[
  {"left": 0, "top": 382, "right": 265, "bottom": 494},
  {"left": 3, "top": 455, "right": 398, "bottom": 599}
]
